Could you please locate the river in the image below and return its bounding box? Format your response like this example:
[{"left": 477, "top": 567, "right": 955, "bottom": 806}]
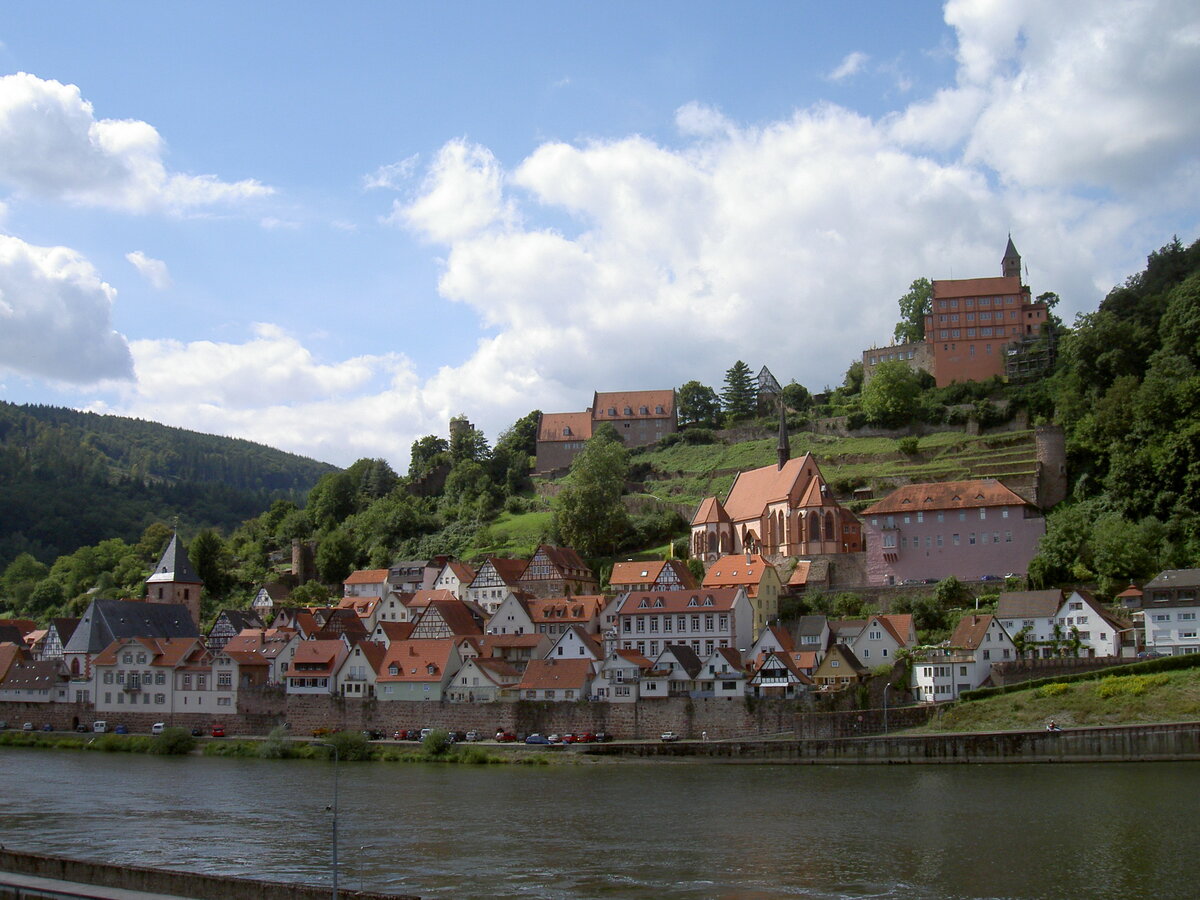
[{"left": 0, "top": 749, "right": 1194, "bottom": 899}]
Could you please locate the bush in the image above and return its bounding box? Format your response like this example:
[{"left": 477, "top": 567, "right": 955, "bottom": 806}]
[
  {"left": 680, "top": 428, "right": 715, "bottom": 445},
  {"left": 1036, "top": 682, "right": 1071, "bottom": 698},
  {"left": 150, "top": 727, "right": 196, "bottom": 755},
  {"left": 259, "top": 725, "right": 293, "bottom": 759},
  {"left": 1096, "top": 673, "right": 1170, "bottom": 699},
  {"left": 961, "top": 653, "right": 1200, "bottom": 702},
  {"left": 422, "top": 728, "right": 451, "bottom": 756},
  {"left": 897, "top": 437, "right": 920, "bottom": 455},
  {"left": 325, "top": 730, "right": 371, "bottom": 761}
]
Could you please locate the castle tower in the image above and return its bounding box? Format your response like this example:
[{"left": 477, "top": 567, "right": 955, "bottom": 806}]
[
  {"left": 1002, "top": 235, "right": 1022, "bottom": 280},
  {"left": 146, "top": 533, "right": 203, "bottom": 628}
]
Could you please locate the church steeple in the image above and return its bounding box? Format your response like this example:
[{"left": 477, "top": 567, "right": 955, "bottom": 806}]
[
  {"left": 1002, "top": 234, "right": 1022, "bottom": 279},
  {"left": 776, "top": 398, "right": 790, "bottom": 470},
  {"left": 146, "top": 533, "right": 203, "bottom": 628}
]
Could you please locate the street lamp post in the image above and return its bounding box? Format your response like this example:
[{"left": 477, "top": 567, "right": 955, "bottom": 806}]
[
  {"left": 883, "top": 683, "right": 891, "bottom": 735},
  {"left": 316, "top": 742, "right": 340, "bottom": 900}
]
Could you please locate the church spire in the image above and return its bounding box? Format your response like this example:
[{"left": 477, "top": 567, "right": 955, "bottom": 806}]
[
  {"left": 1002, "top": 234, "right": 1022, "bottom": 279},
  {"left": 776, "top": 398, "right": 790, "bottom": 470}
]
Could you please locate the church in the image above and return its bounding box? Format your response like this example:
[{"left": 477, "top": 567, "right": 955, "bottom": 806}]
[{"left": 690, "top": 412, "right": 862, "bottom": 562}]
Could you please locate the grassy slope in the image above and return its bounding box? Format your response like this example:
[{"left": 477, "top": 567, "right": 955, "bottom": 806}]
[
  {"left": 462, "top": 510, "right": 554, "bottom": 559},
  {"left": 905, "top": 668, "right": 1200, "bottom": 733},
  {"left": 636, "top": 429, "right": 1038, "bottom": 510}
]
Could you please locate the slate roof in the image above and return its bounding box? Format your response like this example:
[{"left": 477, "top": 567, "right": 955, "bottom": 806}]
[
  {"left": 1144, "top": 569, "right": 1200, "bottom": 591},
  {"left": 797, "top": 615, "right": 828, "bottom": 638},
  {"left": 657, "top": 643, "right": 703, "bottom": 678},
  {"left": 863, "top": 479, "right": 1030, "bottom": 516},
  {"left": 1, "top": 658, "right": 67, "bottom": 691},
  {"left": 213, "top": 610, "right": 265, "bottom": 634},
  {"left": 65, "top": 598, "right": 200, "bottom": 655},
  {"left": 145, "top": 533, "right": 202, "bottom": 585}
]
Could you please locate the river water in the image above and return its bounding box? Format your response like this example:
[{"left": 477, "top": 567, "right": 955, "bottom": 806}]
[{"left": 0, "top": 749, "right": 1195, "bottom": 899}]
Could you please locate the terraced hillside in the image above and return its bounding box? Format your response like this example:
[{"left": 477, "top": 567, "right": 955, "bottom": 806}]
[{"left": 633, "top": 428, "right": 1039, "bottom": 515}]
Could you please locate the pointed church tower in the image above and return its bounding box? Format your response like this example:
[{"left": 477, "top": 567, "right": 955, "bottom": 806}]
[
  {"left": 776, "top": 398, "right": 790, "bottom": 471},
  {"left": 1002, "top": 235, "right": 1022, "bottom": 280},
  {"left": 146, "top": 533, "right": 204, "bottom": 628}
]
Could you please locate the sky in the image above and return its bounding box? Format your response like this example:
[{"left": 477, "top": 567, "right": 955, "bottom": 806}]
[{"left": 1, "top": 1, "right": 1198, "bottom": 469}]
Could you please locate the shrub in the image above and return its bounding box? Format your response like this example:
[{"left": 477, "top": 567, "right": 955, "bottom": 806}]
[
  {"left": 1096, "top": 673, "right": 1170, "bottom": 699},
  {"left": 1036, "top": 682, "right": 1071, "bottom": 698},
  {"left": 680, "top": 427, "right": 715, "bottom": 445},
  {"left": 150, "top": 727, "right": 196, "bottom": 756},
  {"left": 455, "top": 745, "right": 495, "bottom": 765},
  {"left": 897, "top": 436, "right": 920, "bottom": 455},
  {"left": 325, "top": 730, "right": 371, "bottom": 761},
  {"left": 259, "top": 725, "right": 293, "bottom": 759},
  {"left": 422, "top": 728, "right": 451, "bottom": 756}
]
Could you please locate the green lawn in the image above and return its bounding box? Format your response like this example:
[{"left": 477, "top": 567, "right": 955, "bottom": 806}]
[
  {"left": 463, "top": 510, "right": 553, "bottom": 559},
  {"left": 905, "top": 668, "right": 1200, "bottom": 733}
]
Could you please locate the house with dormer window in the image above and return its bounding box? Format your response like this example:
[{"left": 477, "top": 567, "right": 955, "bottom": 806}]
[
  {"left": 862, "top": 479, "right": 1045, "bottom": 585},
  {"left": 614, "top": 588, "right": 751, "bottom": 663},
  {"left": 517, "top": 545, "right": 599, "bottom": 598},
  {"left": 376, "top": 639, "right": 462, "bottom": 701},
  {"left": 608, "top": 559, "right": 696, "bottom": 593}
]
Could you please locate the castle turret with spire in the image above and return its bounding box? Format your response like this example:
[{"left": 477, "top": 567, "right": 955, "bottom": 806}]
[
  {"left": 1002, "top": 234, "right": 1022, "bottom": 280},
  {"left": 145, "top": 533, "right": 204, "bottom": 628}
]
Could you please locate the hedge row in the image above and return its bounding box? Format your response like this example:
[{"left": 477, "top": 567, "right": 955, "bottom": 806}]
[{"left": 960, "top": 652, "right": 1200, "bottom": 702}]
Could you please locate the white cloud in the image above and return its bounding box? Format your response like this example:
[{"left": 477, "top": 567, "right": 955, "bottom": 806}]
[
  {"left": 828, "top": 51, "right": 869, "bottom": 82},
  {"left": 363, "top": 155, "right": 419, "bottom": 191},
  {"left": 894, "top": 0, "right": 1200, "bottom": 194},
  {"left": 387, "top": 139, "right": 514, "bottom": 242},
  {"left": 675, "top": 102, "right": 733, "bottom": 138},
  {"left": 125, "top": 251, "right": 172, "bottom": 289},
  {"left": 0, "top": 235, "right": 134, "bottom": 383},
  {"left": 260, "top": 217, "right": 301, "bottom": 230},
  {"left": 0, "top": 72, "right": 273, "bottom": 213}
]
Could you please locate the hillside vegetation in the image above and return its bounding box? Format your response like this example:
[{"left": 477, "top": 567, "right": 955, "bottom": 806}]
[
  {"left": 1, "top": 235, "right": 1197, "bottom": 629},
  {"left": 0, "top": 402, "right": 337, "bottom": 570}
]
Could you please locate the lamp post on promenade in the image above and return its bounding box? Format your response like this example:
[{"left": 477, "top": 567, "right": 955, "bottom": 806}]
[{"left": 316, "top": 742, "right": 340, "bottom": 900}]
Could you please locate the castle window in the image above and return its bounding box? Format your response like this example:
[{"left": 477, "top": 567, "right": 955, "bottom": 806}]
[
  {"left": 639, "top": 406, "right": 649, "bottom": 415},
  {"left": 563, "top": 426, "right": 571, "bottom": 435},
  {"left": 608, "top": 407, "right": 616, "bottom": 416},
  {"left": 655, "top": 405, "right": 665, "bottom": 414},
  {"left": 623, "top": 406, "right": 633, "bottom": 415}
]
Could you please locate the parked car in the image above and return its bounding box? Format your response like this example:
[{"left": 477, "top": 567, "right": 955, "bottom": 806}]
[
  {"left": 575, "top": 731, "right": 596, "bottom": 743},
  {"left": 114, "top": 724, "right": 129, "bottom": 735},
  {"left": 22, "top": 722, "right": 33, "bottom": 732},
  {"left": 661, "top": 731, "right": 680, "bottom": 742},
  {"left": 312, "top": 726, "right": 334, "bottom": 737},
  {"left": 594, "top": 732, "right": 613, "bottom": 742},
  {"left": 1137, "top": 650, "right": 1165, "bottom": 659},
  {"left": 41, "top": 723, "right": 53, "bottom": 732},
  {"left": 546, "top": 733, "right": 562, "bottom": 744},
  {"left": 495, "top": 730, "right": 517, "bottom": 742},
  {"left": 465, "top": 730, "right": 482, "bottom": 742},
  {"left": 210, "top": 726, "right": 225, "bottom": 738},
  {"left": 151, "top": 723, "right": 166, "bottom": 735},
  {"left": 524, "top": 733, "right": 551, "bottom": 745},
  {"left": 75, "top": 724, "right": 88, "bottom": 733},
  {"left": 979, "top": 574, "right": 1002, "bottom": 582},
  {"left": 191, "top": 727, "right": 203, "bottom": 737},
  {"left": 560, "top": 733, "right": 577, "bottom": 744},
  {"left": 92, "top": 721, "right": 107, "bottom": 733},
  {"left": 448, "top": 730, "right": 466, "bottom": 743},
  {"left": 0, "top": 720, "right": 9, "bottom": 730},
  {"left": 361, "top": 729, "right": 384, "bottom": 740}
]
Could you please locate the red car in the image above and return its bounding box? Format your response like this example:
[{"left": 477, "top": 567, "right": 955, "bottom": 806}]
[
  {"left": 575, "top": 731, "right": 596, "bottom": 743},
  {"left": 494, "top": 730, "right": 517, "bottom": 742},
  {"left": 210, "top": 726, "right": 225, "bottom": 738}
]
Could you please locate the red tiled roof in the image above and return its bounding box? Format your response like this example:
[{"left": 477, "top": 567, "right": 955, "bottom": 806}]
[
  {"left": 93, "top": 636, "right": 207, "bottom": 668},
  {"left": 613, "top": 648, "right": 654, "bottom": 668},
  {"left": 418, "top": 599, "right": 483, "bottom": 636},
  {"left": 471, "top": 557, "right": 528, "bottom": 587},
  {"left": 526, "top": 595, "right": 607, "bottom": 624},
  {"left": 721, "top": 453, "right": 824, "bottom": 523},
  {"left": 591, "top": 390, "right": 674, "bottom": 419},
  {"left": 949, "top": 614, "right": 996, "bottom": 650},
  {"left": 932, "top": 275, "right": 1023, "bottom": 299},
  {"left": 538, "top": 411, "right": 594, "bottom": 443},
  {"left": 702, "top": 555, "right": 776, "bottom": 592},
  {"left": 862, "top": 479, "right": 1030, "bottom": 515},
  {"left": 286, "top": 640, "right": 348, "bottom": 678},
  {"left": 443, "top": 560, "right": 477, "bottom": 583},
  {"left": 690, "top": 496, "right": 731, "bottom": 526},
  {"left": 517, "top": 657, "right": 593, "bottom": 691},
  {"left": 618, "top": 588, "right": 743, "bottom": 615},
  {"left": 344, "top": 569, "right": 390, "bottom": 585},
  {"left": 481, "top": 633, "right": 548, "bottom": 653},
  {"left": 406, "top": 589, "right": 458, "bottom": 610},
  {"left": 374, "top": 621, "right": 416, "bottom": 642},
  {"left": 377, "top": 639, "right": 458, "bottom": 682},
  {"left": 788, "top": 561, "right": 812, "bottom": 586}
]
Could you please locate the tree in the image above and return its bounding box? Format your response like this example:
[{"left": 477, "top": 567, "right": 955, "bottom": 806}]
[
  {"left": 677, "top": 381, "right": 721, "bottom": 429},
  {"left": 781, "top": 381, "right": 812, "bottom": 413},
  {"left": 842, "top": 360, "right": 864, "bottom": 396},
  {"left": 189, "top": 529, "right": 230, "bottom": 598},
  {"left": 409, "top": 435, "right": 449, "bottom": 480},
  {"left": 552, "top": 433, "right": 630, "bottom": 557},
  {"left": 315, "top": 528, "right": 357, "bottom": 584},
  {"left": 721, "top": 361, "right": 756, "bottom": 422},
  {"left": 893, "top": 277, "right": 933, "bottom": 344},
  {"left": 307, "top": 471, "right": 356, "bottom": 528},
  {"left": 450, "top": 417, "right": 490, "bottom": 463},
  {"left": 860, "top": 360, "right": 921, "bottom": 427}
]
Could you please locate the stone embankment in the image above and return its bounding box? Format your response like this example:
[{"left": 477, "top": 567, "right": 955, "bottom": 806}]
[{"left": 585, "top": 721, "right": 1200, "bottom": 764}]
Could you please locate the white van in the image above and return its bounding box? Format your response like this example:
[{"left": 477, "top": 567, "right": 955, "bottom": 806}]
[
  {"left": 92, "top": 721, "right": 107, "bottom": 733},
  {"left": 151, "top": 722, "right": 166, "bottom": 735}
]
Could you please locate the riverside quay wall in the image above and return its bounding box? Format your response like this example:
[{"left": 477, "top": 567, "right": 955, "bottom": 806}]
[
  {"left": 584, "top": 721, "right": 1200, "bottom": 764},
  {"left": 0, "top": 848, "right": 413, "bottom": 900},
  {"left": 0, "top": 692, "right": 937, "bottom": 741}
]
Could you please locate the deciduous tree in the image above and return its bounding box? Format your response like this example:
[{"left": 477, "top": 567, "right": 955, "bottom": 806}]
[
  {"left": 677, "top": 381, "right": 721, "bottom": 429},
  {"left": 552, "top": 432, "right": 630, "bottom": 557},
  {"left": 893, "top": 277, "right": 932, "bottom": 344}
]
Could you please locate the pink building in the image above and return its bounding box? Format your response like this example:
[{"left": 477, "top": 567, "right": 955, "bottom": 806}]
[{"left": 862, "top": 480, "right": 1045, "bottom": 585}]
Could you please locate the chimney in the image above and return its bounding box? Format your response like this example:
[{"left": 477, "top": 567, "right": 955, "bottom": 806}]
[{"left": 745, "top": 550, "right": 753, "bottom": 565}]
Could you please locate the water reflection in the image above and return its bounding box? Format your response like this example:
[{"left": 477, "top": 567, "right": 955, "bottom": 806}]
[{"left": 1, "top": 749, "right": 1195, "bottom": 899}]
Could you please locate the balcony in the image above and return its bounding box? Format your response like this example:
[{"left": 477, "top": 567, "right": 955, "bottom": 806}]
[{"left": 122, "top": 682, "right": 142, "bottom": 693}]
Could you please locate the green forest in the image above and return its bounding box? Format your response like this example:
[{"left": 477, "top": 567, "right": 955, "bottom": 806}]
[
  {"left": 0, "top": 403, "right": 337, "bottom": 571},
  {"left": 1, "top": 235, "right": 1197, "bottom": 632}
]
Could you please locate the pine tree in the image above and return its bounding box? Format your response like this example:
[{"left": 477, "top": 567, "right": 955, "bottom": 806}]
[{"left": 721, "top": 360, "right": 756, "bottom": 421}]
